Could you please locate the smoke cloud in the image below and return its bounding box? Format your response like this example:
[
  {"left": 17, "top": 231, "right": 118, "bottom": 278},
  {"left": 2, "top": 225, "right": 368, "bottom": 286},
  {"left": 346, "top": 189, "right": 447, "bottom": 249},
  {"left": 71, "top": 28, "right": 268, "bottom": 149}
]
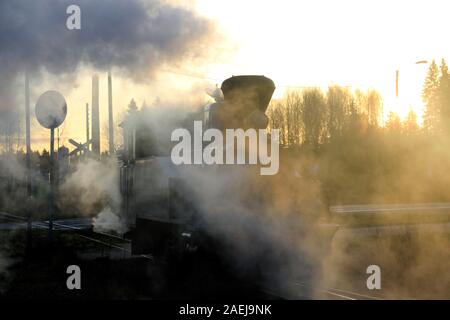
[{"left": 0, "top": 0, "right": 218, "bottom": 130}]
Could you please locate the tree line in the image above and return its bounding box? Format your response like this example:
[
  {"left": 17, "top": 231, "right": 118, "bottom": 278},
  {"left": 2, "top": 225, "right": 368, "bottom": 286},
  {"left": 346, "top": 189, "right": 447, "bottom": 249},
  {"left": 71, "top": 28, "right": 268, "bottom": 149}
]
[
  {"left": 267, "top": 58, "right": 450, "bottom": 148},
  {"left": 266, "top": 60, "right": 450, "bottom": 205},
  {"left": 267, "top": 86, "right": 384, "bottom": 148}
]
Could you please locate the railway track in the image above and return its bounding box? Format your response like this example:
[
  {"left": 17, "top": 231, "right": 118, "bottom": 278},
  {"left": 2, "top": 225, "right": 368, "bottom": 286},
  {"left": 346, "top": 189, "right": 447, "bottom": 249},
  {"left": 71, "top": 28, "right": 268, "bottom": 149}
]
[
  {"left": 293, "top": 282, "right": 383, "bottom": 300},
  {"left": 260, "top": 281, "right": 383, "bottom": 300},
  {"left": 0, "top": 211, "right": 384, "bottom": 300},
  {"left": 0, "top": 211, "right": 153, "bottom": 261}
]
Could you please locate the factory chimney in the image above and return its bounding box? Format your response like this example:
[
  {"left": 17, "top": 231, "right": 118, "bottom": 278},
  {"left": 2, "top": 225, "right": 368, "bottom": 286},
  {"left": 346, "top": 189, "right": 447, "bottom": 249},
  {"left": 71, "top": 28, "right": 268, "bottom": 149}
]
[
  {"left": 108, "top": 71, "right": 114, "bottom": 154},
  {"left": 86, "top": 103, "right": 90, "bottom": 150},
  {"left": 91, "top": 75, "right": 100, "bottom": 156}
]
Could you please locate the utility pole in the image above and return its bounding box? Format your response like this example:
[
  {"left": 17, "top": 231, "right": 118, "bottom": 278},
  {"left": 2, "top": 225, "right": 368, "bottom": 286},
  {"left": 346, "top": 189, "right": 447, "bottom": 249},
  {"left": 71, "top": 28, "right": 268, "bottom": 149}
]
[
  {"left": 396, "top": 70, "right": 399, "bottom": 98},
  {"left": 25, "top": 72, "right": 32, "bottom": 252},
  {"left": 396, "top": 61, "right": 428, "bottom": 99},
  {"left": 35, "top": 90, "right": 67, "bottom": 245},
  {"left": 49, "top": 127, "right": 55, "bottom": 242}
]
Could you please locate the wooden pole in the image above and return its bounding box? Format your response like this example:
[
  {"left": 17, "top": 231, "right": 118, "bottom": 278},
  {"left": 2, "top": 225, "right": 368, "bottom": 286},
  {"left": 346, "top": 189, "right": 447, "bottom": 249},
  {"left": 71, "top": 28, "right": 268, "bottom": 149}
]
[
  {"left": 25, "top": 73, "right": 32, "bottom": 251},
  {"left": 48, "top": 128, "right": 55, "bottom": 242}
]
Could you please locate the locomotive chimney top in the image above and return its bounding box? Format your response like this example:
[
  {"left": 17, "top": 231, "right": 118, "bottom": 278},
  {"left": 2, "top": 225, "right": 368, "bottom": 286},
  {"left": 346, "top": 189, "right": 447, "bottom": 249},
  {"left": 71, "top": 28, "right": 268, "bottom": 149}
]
[{"left": 221, "top": 75, "right": 275, "bottom": 113}]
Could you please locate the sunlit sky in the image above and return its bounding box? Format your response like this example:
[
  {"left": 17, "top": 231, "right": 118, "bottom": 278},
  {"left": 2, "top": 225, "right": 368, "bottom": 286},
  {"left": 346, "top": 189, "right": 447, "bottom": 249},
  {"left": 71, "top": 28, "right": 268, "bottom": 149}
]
[
  {"left": 28, "top": 0, "right": 450, "bottom": 151},
  {"left": 195, "top": 0, "right": 448, "bottom": 119}
]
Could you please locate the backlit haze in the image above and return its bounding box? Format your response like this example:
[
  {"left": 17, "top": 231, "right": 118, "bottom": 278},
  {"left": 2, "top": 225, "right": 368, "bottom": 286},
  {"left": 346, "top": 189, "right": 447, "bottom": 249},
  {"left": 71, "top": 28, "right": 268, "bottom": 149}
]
[{"left": 18, "top": 0, "right": 450, "bottom": 151}]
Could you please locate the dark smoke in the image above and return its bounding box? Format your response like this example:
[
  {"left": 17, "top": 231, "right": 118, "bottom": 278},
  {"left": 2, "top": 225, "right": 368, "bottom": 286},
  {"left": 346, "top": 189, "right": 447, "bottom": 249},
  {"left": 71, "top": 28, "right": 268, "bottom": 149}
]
[{"left": 0, "top": 0, "right": 217, "bottom": 128}]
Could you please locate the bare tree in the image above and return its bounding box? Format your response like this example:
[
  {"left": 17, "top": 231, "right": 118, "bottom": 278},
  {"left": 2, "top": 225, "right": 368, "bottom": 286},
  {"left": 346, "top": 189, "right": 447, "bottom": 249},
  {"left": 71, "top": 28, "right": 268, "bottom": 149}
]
[
  {"left": 326, "top": 86, "right": 351, "bottom": 141},
  {"left": 284, "top": 90, "right": 303, "bottom": 146},
  {"left": 301, "top": 88, "right": 327, "bottom": 149},
  {"left": 267, "top": 101, "right": 287, "bottom": 145}
]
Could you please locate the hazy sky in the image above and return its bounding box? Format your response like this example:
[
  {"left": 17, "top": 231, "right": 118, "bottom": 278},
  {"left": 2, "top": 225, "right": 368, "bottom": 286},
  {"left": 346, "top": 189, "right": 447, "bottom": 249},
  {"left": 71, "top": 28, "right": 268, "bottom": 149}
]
[
  {"left": 17, "top": 0, "right": 450, "bottom": 151},
  {"left": 195, "top": 0, "right": 450, "bottom": 118}
]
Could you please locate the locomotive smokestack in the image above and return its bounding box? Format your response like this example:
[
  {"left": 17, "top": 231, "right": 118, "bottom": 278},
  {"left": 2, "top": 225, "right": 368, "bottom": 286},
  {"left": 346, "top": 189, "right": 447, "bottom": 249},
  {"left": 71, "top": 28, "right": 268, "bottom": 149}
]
[
  {"left": 221, "top": 75, "right": 275, "bottom": 112},
  {"left": 218, "top": 75, "right": 275, "bottom": 129},
  {"left": 91, "top": 74, "right": 100, "bottom": 156},
  {"left": 108, "top": 71, "right": 114, "bottom": 155}
]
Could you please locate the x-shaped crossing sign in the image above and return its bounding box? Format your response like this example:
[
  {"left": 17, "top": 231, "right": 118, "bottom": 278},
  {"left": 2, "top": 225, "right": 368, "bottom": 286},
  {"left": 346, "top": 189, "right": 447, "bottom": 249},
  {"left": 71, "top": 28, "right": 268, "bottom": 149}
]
[{"left": 69, "top": 139, "right": 92, "bottom": 156}]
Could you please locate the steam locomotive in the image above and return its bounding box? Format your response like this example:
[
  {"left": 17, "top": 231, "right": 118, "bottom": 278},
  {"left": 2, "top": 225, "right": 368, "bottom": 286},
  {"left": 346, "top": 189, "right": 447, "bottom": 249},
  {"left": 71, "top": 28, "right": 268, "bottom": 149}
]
[{"left": 119, "top": 76, "right": 308, "bottom": 275}]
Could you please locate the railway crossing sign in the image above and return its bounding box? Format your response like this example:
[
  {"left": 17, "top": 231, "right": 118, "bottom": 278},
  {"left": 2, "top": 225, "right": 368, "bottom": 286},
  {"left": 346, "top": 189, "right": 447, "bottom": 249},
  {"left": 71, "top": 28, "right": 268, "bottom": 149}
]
[
  {"left": 69, "top": 139, "right": 92, "bottom": 156},
  {"left": 35, "top": 90, "right": 68, "bottom": 243},
  {"left": 35, "top": 90, "right": 67, "bottom": 129}
]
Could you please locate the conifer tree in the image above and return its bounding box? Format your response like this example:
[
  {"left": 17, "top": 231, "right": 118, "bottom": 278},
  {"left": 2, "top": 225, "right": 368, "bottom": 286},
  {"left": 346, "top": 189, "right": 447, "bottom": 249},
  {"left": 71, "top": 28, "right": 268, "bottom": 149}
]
[
  {"left": 439, "top": 58, "right": 450, "bottom": 132},
  {"left": 404, "top": 107, "right": 419, "bottom": 134},
  {"left": 422, "top": 59, "right": 440, "bottom": 133}
]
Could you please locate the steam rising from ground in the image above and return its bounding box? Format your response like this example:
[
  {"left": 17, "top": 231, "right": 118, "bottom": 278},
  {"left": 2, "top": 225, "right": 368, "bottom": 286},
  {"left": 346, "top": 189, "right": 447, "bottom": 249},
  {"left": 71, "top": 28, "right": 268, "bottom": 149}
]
[
  {"left": 60, "top": 157, "right": 124, "bottom": 233},
  {"left": 93, "top": 207, "right": 128, "bottom": 234}
]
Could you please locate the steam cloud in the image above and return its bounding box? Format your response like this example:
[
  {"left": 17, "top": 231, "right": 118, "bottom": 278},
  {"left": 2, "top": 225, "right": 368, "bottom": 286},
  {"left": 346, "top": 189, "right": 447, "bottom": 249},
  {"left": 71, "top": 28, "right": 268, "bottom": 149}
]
[
  {"left": 0, "top": 0, "right": 217, "bottom": 126},
  {"left": 60, "top": 157, "right": 123, "bottom": 233}
]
